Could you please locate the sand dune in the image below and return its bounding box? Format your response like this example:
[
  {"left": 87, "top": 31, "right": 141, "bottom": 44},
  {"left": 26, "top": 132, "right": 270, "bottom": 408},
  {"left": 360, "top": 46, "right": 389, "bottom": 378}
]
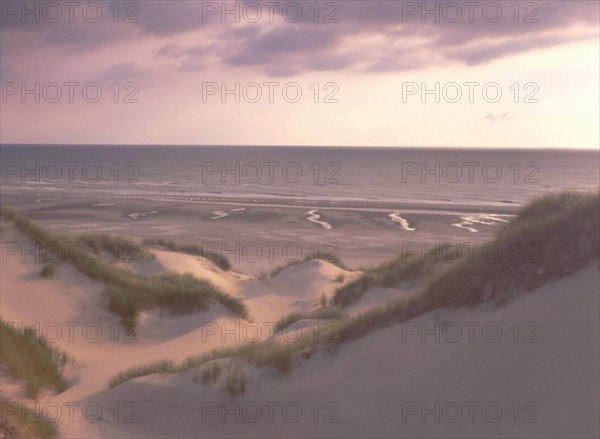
[
  {"left": 0, "top": 222, "right": 361, "bottom": 438},
  {"left": 1, "top": 192, "right": 598, "bottom": 439},
  {"left": 90, "top": 264, "right": 600, "bottom": 439}
]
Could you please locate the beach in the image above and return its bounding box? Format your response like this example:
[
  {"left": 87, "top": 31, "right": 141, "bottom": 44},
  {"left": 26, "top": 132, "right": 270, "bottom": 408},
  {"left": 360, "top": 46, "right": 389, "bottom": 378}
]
[{"left": 0, "top": 188, "right": 516, "bottom": 274}]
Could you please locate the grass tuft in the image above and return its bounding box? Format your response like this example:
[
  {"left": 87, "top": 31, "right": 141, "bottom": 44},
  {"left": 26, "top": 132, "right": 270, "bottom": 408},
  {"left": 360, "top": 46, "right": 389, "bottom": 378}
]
[
  {"left": 274, "top": 309, "right": 346, "bottom": 333},
  {"left": 108, "top": 360, "right": 178, "bottom": 388},
  {"left": 143, "top": 238, "right": 231, "bottom": 271},
  {"left": 40, "top": 264, "right": 56, "bottom": 279},
  {"left": 0, "top": 397, "right": 58, "bottom": 439},
  {"left": 78, "top": 232, "right": 150, "bottom": 263},
  {"left": 0, "top": 320, "right": 68, "bottom": 399},
  {"left": 224, "top": 365, "right": 246, "bottom": 396},
  {"left": 332, "top": 247, "right": 432, "bottom": 307},
  {"left": 200, "top": 362, "right": 222, "bottom": 385},
  {"left": 0, "top": 206, "right": 247, "bottom": 327}
]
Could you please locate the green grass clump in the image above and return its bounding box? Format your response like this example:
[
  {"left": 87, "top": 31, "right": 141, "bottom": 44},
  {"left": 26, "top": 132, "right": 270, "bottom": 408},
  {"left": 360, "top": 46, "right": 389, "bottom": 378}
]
[
  {"left": 108, "top": 360, "right": 178, "bottom": 388},
  {"left": 0, "top": 397, "right": 58, "bottom": 439},
  {"left": 78, "top": 232, "right": 149, "bottom": 263},
  {"left": 142, "top": 237, "right": 178, "bottom": 251},
  {"left": 143, "top": 238, "right": 231, "bottom": 271},
  {"left": 274, "top": 309, "right": 346, "bottom": 333},
  {"left": 0, "top": 320, "right": 68, "bottom": 399},
  {"left": 106, "top": 272, "right": 247, "bottom": 326},
  {"left": 332, "top": 245, "right": 439, "bottom": 307},
  {"left": 200, "top": 362, "right": 222, "bottom": 385},
  {"left": 224, "top": 365, "right": 246, "bottom": 396},
  {"left": 40, "top": 264, "right": 56, "bottom": 279},
  {"left": 0, "top": 206, "right": 247, "bottom": 326}
]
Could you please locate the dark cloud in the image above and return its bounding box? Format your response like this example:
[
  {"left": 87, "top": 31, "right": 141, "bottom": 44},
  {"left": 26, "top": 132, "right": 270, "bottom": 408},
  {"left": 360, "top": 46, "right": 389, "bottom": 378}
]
[
  {"left": 218, "top": 0, "right": 599, "bottom": 75},
  {"left": 155, "top": 43, "right": 213, "bottom": 58},
  {"left": 224, "top": 26, "right": 339, "bottom": 66},
  {"left": 1, "top": 0, "right": 598, "bottom": 79},
  {"left": 132, "top": 2, "right": 210, "bottom": 36},
  {"left": 444, "top": 33, "right": 573, "bottom": 65}
]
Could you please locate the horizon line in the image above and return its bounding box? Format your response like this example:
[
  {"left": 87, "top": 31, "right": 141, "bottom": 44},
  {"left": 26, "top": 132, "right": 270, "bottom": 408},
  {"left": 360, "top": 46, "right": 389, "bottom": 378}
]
[{"left": 1, "top": 143, "right": 598, "bottom": 152}]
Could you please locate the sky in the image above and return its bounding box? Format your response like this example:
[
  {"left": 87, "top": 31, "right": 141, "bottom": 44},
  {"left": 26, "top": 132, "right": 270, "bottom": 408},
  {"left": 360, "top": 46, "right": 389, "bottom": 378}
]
[{"left": 0, "top": 0, "right": 599, "bottom": 148}]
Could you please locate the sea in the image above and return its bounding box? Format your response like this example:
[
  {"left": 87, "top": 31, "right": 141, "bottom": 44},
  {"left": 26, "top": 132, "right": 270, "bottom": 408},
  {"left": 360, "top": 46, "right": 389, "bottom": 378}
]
[{"left": 1, "top": 144, "right": 598, "bottom": 208}]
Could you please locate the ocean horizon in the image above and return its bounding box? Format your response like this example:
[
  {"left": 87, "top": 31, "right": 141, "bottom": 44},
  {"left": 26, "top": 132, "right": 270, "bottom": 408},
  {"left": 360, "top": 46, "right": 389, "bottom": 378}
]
[{"left": 2, "top": 144, "right": 598, "bottom": 208}]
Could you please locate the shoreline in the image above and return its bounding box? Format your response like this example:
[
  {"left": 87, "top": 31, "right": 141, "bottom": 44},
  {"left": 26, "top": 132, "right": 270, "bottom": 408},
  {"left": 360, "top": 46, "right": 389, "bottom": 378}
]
[{"left": 1, "top": 187, "right": 522, "bottom": 215}]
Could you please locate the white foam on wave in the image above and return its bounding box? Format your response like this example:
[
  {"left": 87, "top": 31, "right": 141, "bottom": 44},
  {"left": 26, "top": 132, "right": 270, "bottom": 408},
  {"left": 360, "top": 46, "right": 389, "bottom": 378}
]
[
  {"left": 210, "top": 207, "right": 247, "bottom": 219},
  {"left": 128, "top": 210, "right": 158, "bottom": 220},
  {"left": 305, "top": 210, "right": 332, "bottom": 230},
  {"left": 389, "top": 212, "right": 415, "bottom": 231},
  {"left": 210, "top": 210, "right": 229, "bottom": 220},
  {"left": 452, "top": 213, "right": 514, "bottom": 233}
]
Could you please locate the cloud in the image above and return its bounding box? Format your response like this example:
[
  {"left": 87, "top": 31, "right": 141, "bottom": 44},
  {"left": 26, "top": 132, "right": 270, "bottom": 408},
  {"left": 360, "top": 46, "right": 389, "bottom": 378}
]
[
  {"left": 1, "top": 0, "right": 598, "bottom": 80},
  {"left": 224, "top": 26, "right": 340, "bottom": 66},
  {"left": 485, "top": 112, "right": 515, "bottom": 123}
]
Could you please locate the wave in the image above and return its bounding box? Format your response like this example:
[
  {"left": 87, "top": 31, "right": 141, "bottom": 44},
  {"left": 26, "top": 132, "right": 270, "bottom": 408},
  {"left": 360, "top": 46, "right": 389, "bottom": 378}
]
[
  {"left": 389, "top": 212, "right": 416, "bottom": 231},
  {"left": 305, "top": 210, "right": 332, "bottom": 230},
  {"left": 452, "top": 213, "right": 514, "bottom": 233},
  {"left": 128, "top": 210, "right": 158, "bottom": 220},
  {"left": 210, "top": 210, "right": 229, "bottom": 220}
]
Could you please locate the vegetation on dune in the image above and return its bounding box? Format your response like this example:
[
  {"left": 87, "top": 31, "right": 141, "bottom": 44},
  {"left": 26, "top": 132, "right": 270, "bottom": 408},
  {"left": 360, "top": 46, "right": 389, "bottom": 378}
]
[
  {"left": 0, "top": 397, "right": 58, "bottom": 439},
  {"left": 334, "top": 192, "right": 600, "bottom": 309},
  {"left": 0, "top": 206, "right": 247, "bottom": 327},
  {"left": 199, "top": 362, "right": 222, "bottom": 385},
  {"left": 269, "top": 250, "right": 347, "bottom": 279},
  {"left": 224, "top": 365, "right": 247, "bottom": 397},
  {"left": 332, "top": 244, "right": 445, "bottom": 307},
  {"left": 40, "top": 263, "right": 56, "bottom": 279},
  {"left": 78, "top": 232, "right": 150, "bottom": 263},
  {"left": 421, "top": 191, "right": 599, "bottom": 308},
  {"left": 274, "top": 309, "right": 346, "bottom": 333},
  {"left": 109, "top": 324, "right": 335, "bottom": 389},
  {"left": 108, "top": 191, "right": 600, "bottom": 392},
  {"left": 106, "top": 272, "right": 247, "bottom": 326},
  {"left": 335, "top": 191, "right": 600, "bottom": 342},
  {"left": 143, "top": 237, "right": 231, "bottom": 271},
  {"left": 0, "top": 320, "right": 68, "bottom": 399}
]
